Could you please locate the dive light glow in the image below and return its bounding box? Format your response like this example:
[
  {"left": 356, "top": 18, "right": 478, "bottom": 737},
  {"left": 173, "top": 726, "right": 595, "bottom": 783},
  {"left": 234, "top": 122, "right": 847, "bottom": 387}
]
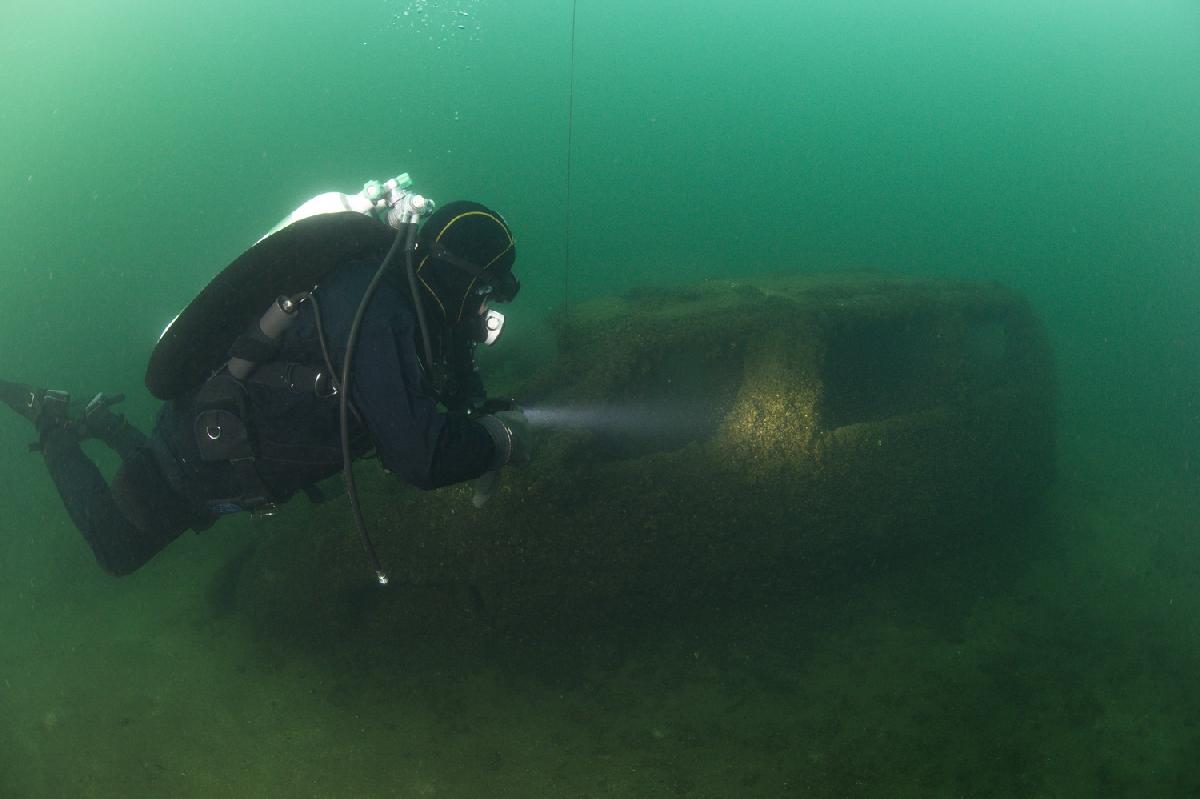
[{"left": 523, "top": 403, "right": 709, "bottom": 437}]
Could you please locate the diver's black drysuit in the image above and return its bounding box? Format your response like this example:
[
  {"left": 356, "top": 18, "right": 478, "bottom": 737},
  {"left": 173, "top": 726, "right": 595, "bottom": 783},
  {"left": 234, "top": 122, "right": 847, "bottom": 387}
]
[{"left": 35, "top": 257, "right": 497, "bottom": 576}]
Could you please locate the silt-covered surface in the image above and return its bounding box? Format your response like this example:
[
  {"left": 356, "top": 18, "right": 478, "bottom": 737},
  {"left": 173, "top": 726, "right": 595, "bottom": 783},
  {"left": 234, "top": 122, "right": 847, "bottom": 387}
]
[{"left": 227, "top": 273, "right": 1056, "bottom": 640}]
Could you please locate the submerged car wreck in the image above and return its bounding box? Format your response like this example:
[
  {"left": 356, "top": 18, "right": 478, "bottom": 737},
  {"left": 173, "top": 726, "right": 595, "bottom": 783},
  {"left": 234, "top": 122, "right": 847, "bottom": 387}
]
[{"left": 228, "top": 272, "right": 1056, "bottom": 637}]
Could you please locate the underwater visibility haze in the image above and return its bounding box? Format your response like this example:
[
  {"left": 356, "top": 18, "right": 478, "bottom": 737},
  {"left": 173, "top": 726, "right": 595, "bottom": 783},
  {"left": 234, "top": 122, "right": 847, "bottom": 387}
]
[{"left": 1, "top": 0, "right": 1198, "bottom": 795}]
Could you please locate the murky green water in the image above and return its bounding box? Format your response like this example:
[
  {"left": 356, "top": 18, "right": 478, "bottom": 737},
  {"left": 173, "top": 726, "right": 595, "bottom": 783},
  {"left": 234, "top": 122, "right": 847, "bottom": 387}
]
[{"left": 2, "top": 1, "right": 1198, "bottom": 795}]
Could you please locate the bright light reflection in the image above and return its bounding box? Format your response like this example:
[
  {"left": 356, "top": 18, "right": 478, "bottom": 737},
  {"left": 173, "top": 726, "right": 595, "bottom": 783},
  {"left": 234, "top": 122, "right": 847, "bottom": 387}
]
[{"left": 524, "top": 404, "right": 708, "bottom": 437}]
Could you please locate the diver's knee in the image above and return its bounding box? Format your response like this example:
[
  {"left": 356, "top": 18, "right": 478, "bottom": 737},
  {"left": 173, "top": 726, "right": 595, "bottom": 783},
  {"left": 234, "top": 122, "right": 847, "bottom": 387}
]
[{"left": 95, "top": 550, "right": 150, "bottom": 578}]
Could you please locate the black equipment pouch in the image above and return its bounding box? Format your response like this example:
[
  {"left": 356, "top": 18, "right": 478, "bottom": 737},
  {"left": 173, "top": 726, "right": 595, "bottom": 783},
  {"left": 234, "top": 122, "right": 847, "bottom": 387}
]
[{"left": 191, "top": 374, "right": 280, "bottom": 516}]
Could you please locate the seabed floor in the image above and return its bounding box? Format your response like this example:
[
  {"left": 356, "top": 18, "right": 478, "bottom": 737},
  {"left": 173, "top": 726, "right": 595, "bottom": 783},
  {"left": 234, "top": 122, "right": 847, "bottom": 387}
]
[{"left": 1, "top": 428, "right": 1197, "bottom": 798}]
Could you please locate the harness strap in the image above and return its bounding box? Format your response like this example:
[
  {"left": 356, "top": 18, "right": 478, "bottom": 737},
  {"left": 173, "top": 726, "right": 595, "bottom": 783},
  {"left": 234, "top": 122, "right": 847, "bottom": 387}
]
[
  {"left": 191, "top": 375, "right": 281, "bottom": 516},
  {"left": 228, "top": 327, "right": 282, "bottom": 364}
]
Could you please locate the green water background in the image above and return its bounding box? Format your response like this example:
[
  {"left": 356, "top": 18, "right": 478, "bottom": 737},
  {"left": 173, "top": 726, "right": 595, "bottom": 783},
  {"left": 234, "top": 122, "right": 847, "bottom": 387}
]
[{"left": 1, "top": 0, "right": 1198, "bottom": 795}]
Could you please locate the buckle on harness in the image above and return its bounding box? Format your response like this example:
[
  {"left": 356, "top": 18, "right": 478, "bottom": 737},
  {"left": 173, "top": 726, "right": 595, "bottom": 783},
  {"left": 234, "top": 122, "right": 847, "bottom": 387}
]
[
  {"left": 313, "top": 369, "right": 337, "bottom": 399},
  {"left": 192, "top": 375, "right": 284, "bottom": 518}
]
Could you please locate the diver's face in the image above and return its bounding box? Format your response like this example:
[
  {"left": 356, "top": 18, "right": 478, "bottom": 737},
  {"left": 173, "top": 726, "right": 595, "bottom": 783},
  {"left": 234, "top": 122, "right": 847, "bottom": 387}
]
[
  {"left": 467, "top": 269, "right": 518, "bottom": 315},
  {"left": 492, "top": 270, "right": 520, "bottom": 303}
]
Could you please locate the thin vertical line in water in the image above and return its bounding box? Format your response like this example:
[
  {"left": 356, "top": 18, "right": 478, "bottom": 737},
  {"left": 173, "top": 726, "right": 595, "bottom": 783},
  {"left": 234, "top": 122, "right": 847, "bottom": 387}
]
[{"left": 563, "top": 0, "right": 578, "bottom": 314}]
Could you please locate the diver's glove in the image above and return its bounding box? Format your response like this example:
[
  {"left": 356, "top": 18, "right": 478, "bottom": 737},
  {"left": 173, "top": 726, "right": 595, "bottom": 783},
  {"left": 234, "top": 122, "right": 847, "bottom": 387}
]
[
  {"left": 472, "top": 397, "right": 518, "bottom": 416},
  {"left": 472, "top": 408, "right": 531, "bottom": 507}
]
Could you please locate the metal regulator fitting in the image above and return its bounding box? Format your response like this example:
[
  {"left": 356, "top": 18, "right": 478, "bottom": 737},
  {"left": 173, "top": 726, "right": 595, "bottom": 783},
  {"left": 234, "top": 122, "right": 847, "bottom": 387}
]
[{"left": 362, "top": 174, "right": 435, "bottom": 228}]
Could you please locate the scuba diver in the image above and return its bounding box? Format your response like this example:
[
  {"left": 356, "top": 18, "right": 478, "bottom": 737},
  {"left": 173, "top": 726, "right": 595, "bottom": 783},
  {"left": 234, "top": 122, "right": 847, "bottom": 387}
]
[{"left": 0, "top": 175, "right": 530, "bottom": 583}]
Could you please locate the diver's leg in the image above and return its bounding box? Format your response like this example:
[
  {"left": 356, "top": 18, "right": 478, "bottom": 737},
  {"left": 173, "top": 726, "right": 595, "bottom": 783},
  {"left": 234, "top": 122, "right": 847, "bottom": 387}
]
[
  {"left": 77, "top": 393, "right": 148, "bottom": 461},
  {"left": 4, "top": 382, "right": 187, "bottom": 574},
  {"left": 1, "top": 382, "right": 148, "bottom": 460},
  {"left": 39, "top": 427, "right": 184, "bottom": 576}
]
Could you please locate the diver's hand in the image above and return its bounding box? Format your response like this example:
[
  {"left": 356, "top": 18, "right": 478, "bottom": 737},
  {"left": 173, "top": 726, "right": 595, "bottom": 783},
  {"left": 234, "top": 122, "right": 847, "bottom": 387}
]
[
  {"left": 496, "top": 409, "right": 531, "bottom": 465},
  {"left": 475, "top": 397, "right": 517, "bottom": 415},
  {"left": 472, "top": 408, "right": 531, "bottom": 507},
  {"left": 477, "top": 408, "right": 531, "bottom": 467}
]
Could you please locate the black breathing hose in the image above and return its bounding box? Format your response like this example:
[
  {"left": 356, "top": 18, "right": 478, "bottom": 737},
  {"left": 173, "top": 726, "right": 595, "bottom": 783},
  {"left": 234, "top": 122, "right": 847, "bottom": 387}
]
[
  {"left": 405, "top": 230, "right": 437, "bottom": 373},
  {"left": 338, "top": 221, "right": 420, "bottom": 585}
]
